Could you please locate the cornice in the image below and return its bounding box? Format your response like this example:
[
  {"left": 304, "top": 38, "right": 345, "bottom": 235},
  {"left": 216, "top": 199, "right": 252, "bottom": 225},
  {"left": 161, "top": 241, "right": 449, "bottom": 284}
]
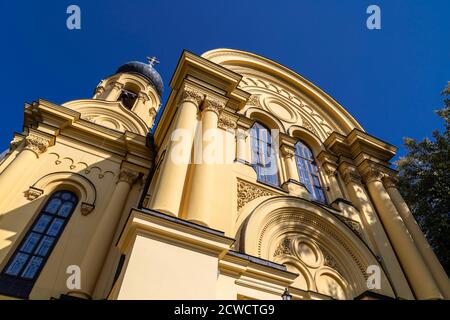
[{"left": 117, "top": 208, "right": 235, "bottom": 258}]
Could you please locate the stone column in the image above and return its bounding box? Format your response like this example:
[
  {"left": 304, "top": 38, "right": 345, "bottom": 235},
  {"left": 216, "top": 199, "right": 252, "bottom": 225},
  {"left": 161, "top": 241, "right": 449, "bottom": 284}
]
[
  {"left": 322, "top": 163, "right": 344, "bottom": 202},
  {"left": 235, "top": 128, "right": 248, "bottom": 163},
  {"left": 149, "top": 87, "right": 203, "bottom": 217},
  {"left": 363, "top": 167, "right": 442, "bottom": 299},
  {"left": 280, "top": 145, "right": 299, "bottom": 181},
  {"left": 280, "top": 145, "right": 310, "bottom": 198},
  {"left": 339, "top": 163, "right": 414, "bottom": 299},
  {"left": 0, "top": 134, "right": 52, "bottom": 213},
  {"left": 383, "top": 176, "right": 450, "bottom": 299},
  {"left": 78, "top": 168, "right": 139, "bottom": 298},
  {"left": 105, "top": 81, "right": 124, "bottom": 101},
  {"left": 185, "top": 98, "right": 225, "bottom": 227}
]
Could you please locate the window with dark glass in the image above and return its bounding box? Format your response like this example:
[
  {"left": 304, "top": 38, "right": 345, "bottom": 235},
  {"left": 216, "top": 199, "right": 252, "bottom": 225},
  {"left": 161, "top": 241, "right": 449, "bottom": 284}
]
[
  {"left": 295, "top": 141, "right": 326, "bottom": 203},
  {"left": 250, "top": 122, "right": 279, "bottom": 187},
  {"left": 0, "top": 190, "right": 78, "bottom": 297},
  {"left": 118, "top": 89, "right": 138, "bottom": 110}
]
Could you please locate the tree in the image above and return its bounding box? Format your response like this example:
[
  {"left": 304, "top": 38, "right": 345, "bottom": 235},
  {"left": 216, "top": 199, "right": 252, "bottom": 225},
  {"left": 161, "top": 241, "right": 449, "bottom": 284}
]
[{"left": 396, "top": 83, "right": 450, "bottom": 275}]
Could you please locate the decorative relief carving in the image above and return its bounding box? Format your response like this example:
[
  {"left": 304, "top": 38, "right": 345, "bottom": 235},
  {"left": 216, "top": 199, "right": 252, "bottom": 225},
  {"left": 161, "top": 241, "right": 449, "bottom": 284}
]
[
  {"left": 340, "top": 165, "right": 362, "bottom": 185},
  {"left": 180, "top": 87, "right": 204, "bottom": 106},
  {"left": 320, "top": 247, "right": 343, "bottom": 275},
  {"left": 258, "top": 213, "right": 367, "bottom": 276},
  {"left": 273, "top": 238, "right": 292, "bottom": 257},
  {"left": 203, "top": 98, "right": 225, "bottom": 116},
  {"left": 247, "top": 95, "right": 261, "bottom": 107},
  {"left": 237, "top": 179, "right": 277, "bottom": 211},
  {"left": 337, "top": 215, "right": 364, "bottom": 239},
  {"left": 24, "top": 134, "right": 51, "bottom": 156},
  {"left": 301, "top": 117, "right": 319, "bottom": 137},
  {"left": 239, "top": 76, "right": 334, "bottom": 137},
  {"left": 218, "top": 112, "right": 238, "bottom": 131}
]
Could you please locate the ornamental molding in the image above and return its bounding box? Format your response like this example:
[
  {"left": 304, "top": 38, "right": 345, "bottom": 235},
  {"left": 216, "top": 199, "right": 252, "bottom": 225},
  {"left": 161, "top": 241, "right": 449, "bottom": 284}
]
[
  {"left": 257, "top": 212, "right": 367, "bottom": 276},
  {"left": 26, "top": 187, "right": 43, "bottom": 201},
  {"left": 236, "top": 178, "right": 278, "bottom": 211},
  {"left": 80, "top": 202, "right": 95, "bottom": 216}
]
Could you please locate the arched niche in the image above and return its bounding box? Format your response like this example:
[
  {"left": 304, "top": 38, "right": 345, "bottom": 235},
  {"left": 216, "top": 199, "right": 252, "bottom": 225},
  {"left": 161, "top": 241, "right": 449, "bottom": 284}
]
[{"left": 238, "top": 196, "right": 394, "bottom": 299}]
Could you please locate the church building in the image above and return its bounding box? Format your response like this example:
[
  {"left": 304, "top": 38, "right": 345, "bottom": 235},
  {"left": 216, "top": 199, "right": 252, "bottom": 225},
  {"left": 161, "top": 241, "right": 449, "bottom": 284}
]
[{"left": 0, "top": 49, "right": 448, "bottom": 300}]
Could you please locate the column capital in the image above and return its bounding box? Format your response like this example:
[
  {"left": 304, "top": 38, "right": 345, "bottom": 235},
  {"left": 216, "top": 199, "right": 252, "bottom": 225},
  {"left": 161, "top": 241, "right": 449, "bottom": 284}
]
[
  {"left": 118, "top": 169, "right": 139, "bottom": 185},
  {"left": 179, "top": 87, "right": 205, "bottom": 107},
  {"left": 322, "top": 162, "right": 338, "bottom": 176},
  {"left": 112, "top": 81, "right": 124, "bottom": 91},
  {"left": 382, "top": 175, "right": 398, "bottom": 189},
  {"left": 218, "top": 112, "right": 238, "bottom": 131},
  {"left": 280, "top": 144, "right": 295, "bottom": 159},
  {"left": 360, "top": 166, "right": 385, "bottom": 184},
  {"left": 24, "top": 134, "right": 52, "bottom": 156},
  {"left": 137, "top": 91, "right": 150, "bottom": 102},
  {"left": 339, "top": 163, "right": 362, "bottom": 185},
  {"left": 202, "top": 97, "right": 226, "bottom": 116}
]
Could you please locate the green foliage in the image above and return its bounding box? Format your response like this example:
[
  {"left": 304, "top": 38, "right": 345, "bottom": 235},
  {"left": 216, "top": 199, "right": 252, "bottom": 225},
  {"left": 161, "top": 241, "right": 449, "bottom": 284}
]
[{"left": 396, "top": 83, "right": 450, "bottom": 275}]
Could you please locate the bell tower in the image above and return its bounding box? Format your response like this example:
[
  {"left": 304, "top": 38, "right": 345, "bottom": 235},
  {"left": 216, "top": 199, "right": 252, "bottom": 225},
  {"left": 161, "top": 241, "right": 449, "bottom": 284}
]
[{"left": 92, "top": 57, "right": 163, "bottom": 129}]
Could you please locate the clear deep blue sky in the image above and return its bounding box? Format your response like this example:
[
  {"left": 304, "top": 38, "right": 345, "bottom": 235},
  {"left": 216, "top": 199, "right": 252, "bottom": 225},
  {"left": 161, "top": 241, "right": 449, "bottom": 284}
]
[{"left": 0, "top": 1, "right": 449, "bottom": 161}]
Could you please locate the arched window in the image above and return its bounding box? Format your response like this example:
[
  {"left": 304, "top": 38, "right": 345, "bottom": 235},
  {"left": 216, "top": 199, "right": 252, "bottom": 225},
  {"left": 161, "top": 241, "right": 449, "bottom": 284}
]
[
  {"left": 295, "top": 141, "right": 326, "bottom": 203},
  {"left": 0, "top": 190, "right": 78, "bottom": 297},
  {"left": 250, "top": 122, "right": 279, "bottom": 187},
  {"left": 118, "top": 88, "right": 138, "bottom": 110}
]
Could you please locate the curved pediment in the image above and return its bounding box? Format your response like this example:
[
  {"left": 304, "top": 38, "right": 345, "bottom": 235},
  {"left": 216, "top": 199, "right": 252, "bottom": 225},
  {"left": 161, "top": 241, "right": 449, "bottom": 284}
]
[
  {"left": 202, "top": 49, "right": 364, "bottom": 141},
  {"left": 62, "top": 99, "right": 149, "bottom": 135}
]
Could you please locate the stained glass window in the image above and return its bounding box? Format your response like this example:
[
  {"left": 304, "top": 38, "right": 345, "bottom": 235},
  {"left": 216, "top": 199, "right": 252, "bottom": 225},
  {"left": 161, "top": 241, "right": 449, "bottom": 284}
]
[
  {"left": 295, "top": 141, "right": 326, "bottom": 203},
  {"left": 3, "top": 190, "right": 78, "bottom": 281},
  {"left": 250, "top": 122, "right": 279, "bottom": 187}
]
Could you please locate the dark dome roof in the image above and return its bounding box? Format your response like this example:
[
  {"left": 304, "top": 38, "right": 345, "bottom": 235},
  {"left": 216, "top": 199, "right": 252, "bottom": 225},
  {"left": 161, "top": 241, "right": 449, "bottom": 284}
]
[{"left": 116, "top": 61, "right": 163, "bottom": 96}]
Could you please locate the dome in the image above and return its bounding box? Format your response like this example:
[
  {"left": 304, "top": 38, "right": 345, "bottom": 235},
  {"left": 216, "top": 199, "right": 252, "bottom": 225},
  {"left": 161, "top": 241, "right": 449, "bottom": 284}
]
[{"left": 115, "top": 60, "right": 164, "bottom": 96}]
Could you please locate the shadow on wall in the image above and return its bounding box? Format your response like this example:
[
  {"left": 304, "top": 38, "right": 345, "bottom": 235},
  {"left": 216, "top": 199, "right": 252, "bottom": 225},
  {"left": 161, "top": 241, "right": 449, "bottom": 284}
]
[{"left": 0, "top": 155, "right": 142, "bottom": 300}]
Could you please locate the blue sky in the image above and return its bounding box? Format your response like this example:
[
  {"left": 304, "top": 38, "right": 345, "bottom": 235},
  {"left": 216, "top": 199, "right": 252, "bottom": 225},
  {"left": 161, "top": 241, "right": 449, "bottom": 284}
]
[{"left": 0, "top": 1, "right": 448, "bottom": 162}]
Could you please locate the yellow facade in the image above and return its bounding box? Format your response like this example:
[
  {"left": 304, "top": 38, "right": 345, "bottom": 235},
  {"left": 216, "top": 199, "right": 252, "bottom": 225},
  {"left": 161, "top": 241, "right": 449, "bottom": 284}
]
[{"left": 0, "top": 49, "right": 448, "bottom": 300}]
